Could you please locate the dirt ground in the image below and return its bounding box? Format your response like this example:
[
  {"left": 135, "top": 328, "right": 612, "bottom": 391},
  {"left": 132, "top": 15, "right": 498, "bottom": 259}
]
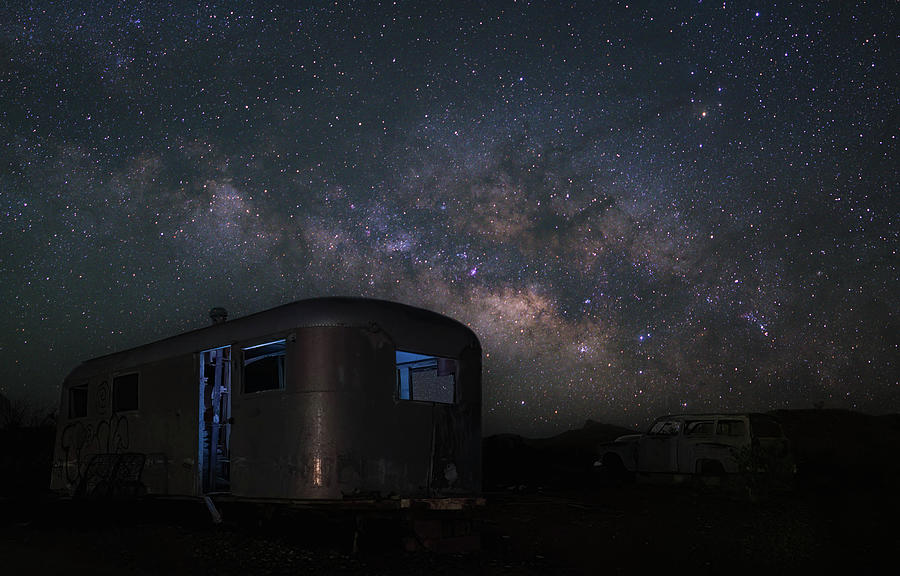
[
  {"left": 2, "top": 411, "right": 897, "bottom": 574},
  {"left": 2, "top": 479, "right": 896, "bottom": 575}
]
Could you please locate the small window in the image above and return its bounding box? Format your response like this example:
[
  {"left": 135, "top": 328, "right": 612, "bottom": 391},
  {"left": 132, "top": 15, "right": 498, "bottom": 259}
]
[
  {"left": 243, "top": 339, "right": 286, "bottom": 393},
  {"left": 396, "top": 350, "right": 456, "bottom": 404},
  {"left": 113, "top": 373, "right": 139, "bottom": 412},
  {"left": 684, "top": 420, "right": 715, "bottom": 435},
  {"left": 68, "top": 385, "right": 88, "bottom": 419},
  {"left": 716, "top": 419, "right": 747, "bottom": 437}
]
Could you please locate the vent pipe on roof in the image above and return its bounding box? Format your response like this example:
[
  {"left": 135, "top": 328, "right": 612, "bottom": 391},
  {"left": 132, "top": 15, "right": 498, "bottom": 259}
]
[{"left": 209, "top": 307, "right": 228, "bottom": 324}]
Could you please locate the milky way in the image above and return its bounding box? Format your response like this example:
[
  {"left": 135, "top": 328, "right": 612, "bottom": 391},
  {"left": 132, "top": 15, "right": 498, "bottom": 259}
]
[{"left": 1, "top": 1, "right": 896, "bottom": 434}]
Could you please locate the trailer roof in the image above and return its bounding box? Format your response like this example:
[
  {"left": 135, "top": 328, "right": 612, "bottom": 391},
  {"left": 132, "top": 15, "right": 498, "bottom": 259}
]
[{"left": 64, "top": 297, "right": 479, "bottom": 382}]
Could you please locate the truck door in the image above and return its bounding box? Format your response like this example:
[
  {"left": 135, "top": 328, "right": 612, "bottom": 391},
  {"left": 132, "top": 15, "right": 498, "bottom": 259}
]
[{"left": 637, "top": 418, "right": 681, "bottom": 473}]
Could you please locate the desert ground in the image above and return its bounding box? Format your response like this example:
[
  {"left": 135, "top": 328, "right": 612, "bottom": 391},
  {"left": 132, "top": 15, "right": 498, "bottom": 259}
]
[{"left": 2, "top": 410, "right": 898, "bottom": 575}]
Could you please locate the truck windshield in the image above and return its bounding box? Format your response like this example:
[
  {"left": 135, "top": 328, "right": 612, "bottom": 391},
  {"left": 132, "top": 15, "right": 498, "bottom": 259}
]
[{"left": 648, "top": 420, "right": 681, "bottom": 436}]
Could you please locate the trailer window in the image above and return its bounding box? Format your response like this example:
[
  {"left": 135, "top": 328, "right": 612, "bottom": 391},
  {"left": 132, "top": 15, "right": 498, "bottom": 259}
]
[
  {"left": 243, "top": 339, "right": 286, "bottom": 393},
  {"left": 396, "top": 351, "right": 456, "bottom": 404},
  {"left": 68, "top": 385, "right": 88, "bottom": 419},
  {"left": 113, "top": 373, "right": 140, "bottom": 412}
]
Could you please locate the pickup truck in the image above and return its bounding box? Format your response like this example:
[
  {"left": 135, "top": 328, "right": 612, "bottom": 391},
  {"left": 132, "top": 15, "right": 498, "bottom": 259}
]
[{"left": 594, "top": 413, "right": 794, "bottom": 482}]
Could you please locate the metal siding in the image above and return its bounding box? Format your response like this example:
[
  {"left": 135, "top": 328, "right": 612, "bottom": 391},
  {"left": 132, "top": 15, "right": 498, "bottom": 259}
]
[
  {"left": 51, "top": 298, "right": 482, "bottom": 500},
  {"left": 51, "top": 353, "right": 198, "bottom": 496},
  {"left": 231, "top": 389, "right": 340, "bottom": 499}
]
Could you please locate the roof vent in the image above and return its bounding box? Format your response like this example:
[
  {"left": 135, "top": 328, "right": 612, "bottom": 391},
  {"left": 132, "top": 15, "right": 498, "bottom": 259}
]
[{"left": 209, "top": 307, "right": 228, "bottom": 324}]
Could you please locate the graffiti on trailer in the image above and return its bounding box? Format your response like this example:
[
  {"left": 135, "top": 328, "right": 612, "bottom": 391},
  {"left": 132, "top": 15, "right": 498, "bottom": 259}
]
[{"left": 59, "top": 414, "right": 130, "bottom": 485}]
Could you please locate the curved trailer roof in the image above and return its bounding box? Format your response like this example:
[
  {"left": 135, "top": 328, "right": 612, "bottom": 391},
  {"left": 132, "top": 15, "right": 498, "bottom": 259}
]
[{"left": 64, "top": 297, "right": 480, "bottom": 382}]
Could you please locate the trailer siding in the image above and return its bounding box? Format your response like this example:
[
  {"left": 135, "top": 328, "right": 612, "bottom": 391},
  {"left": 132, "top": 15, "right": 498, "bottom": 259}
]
[{"left": 50, "top": 298, "right": 481, "bottom": 502}]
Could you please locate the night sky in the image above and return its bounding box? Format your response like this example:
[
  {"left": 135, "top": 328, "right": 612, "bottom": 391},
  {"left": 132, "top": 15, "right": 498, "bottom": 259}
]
[{"left": 1, "top": 1, "right": 896, "bottom": 435}]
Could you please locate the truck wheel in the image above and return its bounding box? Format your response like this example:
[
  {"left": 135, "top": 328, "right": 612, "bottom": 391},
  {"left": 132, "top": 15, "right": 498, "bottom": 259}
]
[
  {"left": 600, "top": 454, "right": 632, "bottom": 484},
  {"left": 699, "top": 460, "right": 725, "bottom": 476}
]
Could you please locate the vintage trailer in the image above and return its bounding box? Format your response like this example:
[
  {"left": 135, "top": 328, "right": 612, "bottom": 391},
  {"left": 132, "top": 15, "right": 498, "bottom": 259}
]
[{"left": 50, "top": 297, "right": 481, "bottom": 511}]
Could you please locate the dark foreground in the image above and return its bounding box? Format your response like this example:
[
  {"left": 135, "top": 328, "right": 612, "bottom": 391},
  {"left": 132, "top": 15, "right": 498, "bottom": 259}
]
[
  {"left": 2, "top": 410, "right": 898, "bottom": 574},
  {"left": 1, "top": 481, "right": 897, "bottom": 575}
]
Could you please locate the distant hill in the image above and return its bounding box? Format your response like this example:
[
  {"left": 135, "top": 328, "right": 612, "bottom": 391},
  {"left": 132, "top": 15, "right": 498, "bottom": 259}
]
[{"left": 483, "top": 420, "right": 632, "bottom": 490}]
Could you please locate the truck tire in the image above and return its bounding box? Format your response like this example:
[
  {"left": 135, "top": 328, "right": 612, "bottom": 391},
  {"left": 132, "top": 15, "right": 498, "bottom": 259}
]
[
  {"left": 698, "top": 460, "right": 725, "bottom": 476},
  {"left": 600, "top": 454, "right": 632, "bottom": 484}
]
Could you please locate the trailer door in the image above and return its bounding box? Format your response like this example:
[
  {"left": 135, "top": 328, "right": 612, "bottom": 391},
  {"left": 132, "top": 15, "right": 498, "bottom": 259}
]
[{"left": 199, "top": 346, "right": 232, "bottom": 493}]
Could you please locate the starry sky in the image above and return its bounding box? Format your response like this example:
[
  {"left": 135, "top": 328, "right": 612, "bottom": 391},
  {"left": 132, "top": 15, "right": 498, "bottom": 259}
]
[{"left": 1, "top": 1, "right": 896, "bottom": 435}]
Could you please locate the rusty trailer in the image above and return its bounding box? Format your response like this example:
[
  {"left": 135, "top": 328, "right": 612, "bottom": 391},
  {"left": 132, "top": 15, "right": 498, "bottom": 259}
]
[{"left": 50, "top": 297, "right": 482, "bottom": 537}]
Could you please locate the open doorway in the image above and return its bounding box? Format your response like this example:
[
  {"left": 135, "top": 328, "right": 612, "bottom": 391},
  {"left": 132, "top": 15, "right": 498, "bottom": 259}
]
[{"left": 199, "top": 346, "right": 231, "bottom": 493}]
